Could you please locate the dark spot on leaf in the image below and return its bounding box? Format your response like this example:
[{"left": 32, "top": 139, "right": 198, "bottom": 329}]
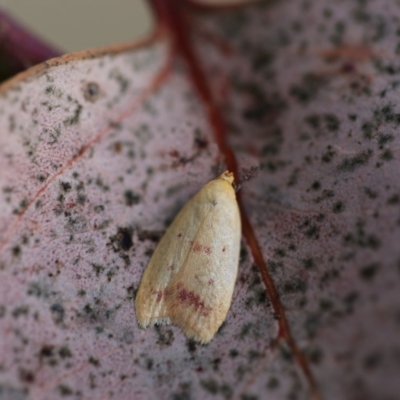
[
  {"left": 12, "top": 306, "right": 29, "bottom": 318},
  {"left": 289, "top": 73, "right": 325, "bottom": 103},
  {"left": 310, "top": 181, "right": 321, "bottom": 190},
  {"left": 109, "top": 227, "right": 133, "bottom": 252},
  {"left": 267, "top": 377, "right": 280, "bottom": 389},
  {"left": 229, "top": 349, "right": 239, "bottom": 358},
  {"left": 380, "top": 149, "right": 393, "bottom": 161},
  {"left": 387, "top": 194, "right": 399, "bottom": 205},
  {"left": 27, "top": 282, "right": 42, "bottom": 297},
  {"left": 324, "top": 114, "right": 340, "bottom": 131},
  {"left": 364, "top": 187, "right": 378, "bottom": 199},
  {"left": 282, "top": 278, "right": 307, "bottom": 294},
  {"left": 304, "top": 313, "right": 320, "bottom": 338},
  {"left": 279, "top": 342, "right": 293, "bottom": 361},
  {"left": 124, "top": 190, "right": 141, "bottom": 206},
  {"left": 363, "top": 352, "right": 382, "bottom": 370},
  {"left": 319, "top": 299, "right": 333, "bottom": 311},
  {"left": 59, "top": 346, "right": 72, "bottom": 359},
  {"left": 92, "top": 263, "right": 105, "bottom": 276},
  {"left": 126, "top": 285, "right": 137, "bottom": 301},
  {"left": 88, "top": 356, "right": 100, "bottom": 366},
  {"left": 238, "top": 322, "right": 253, "bottom": 339},
  {"left": 200, "top": 379, "right": 219, "bottom": 394},
  {"left": 361, "top": 121, "right": 374, "bottom": 139},
  {"left": 307, "top": 347, "right": 324, "bottom": 364},
  {"left": 50, "top": 303, "right": 65, "bottom": 324},
  {"left": 332, "top": 201, "right": 345, "bottom": 213},
  {"left": 58, "top": 384, "right": 73, "bottom": 396},
  {"left": 146, "top": 358, "right": 153, "bottom": 370},
  {"left": 83, "top": 82, "right": 101, "bottom": 102},
  {"left": 194, "top": 136, "right": 208, "bottom": 149},
  {"left": 360, "top": 263, "right": 379, "bottom": 280},
  {"left": 40, "top": 345, "right": 54, "bottom": 358},
  {"left": 338, "top": 149, "right": 373, "bottom": 172},
  {"left": 155, "top": 325, "right": 174, "bottom": 346},
  {"left": 186, "top": 339, "right": 197, "bottom": 353},
  {"left": 377, "top": 132, "right": 394, "bottom": 147},
  {"left": 302, "top": 257, "right": 315, "bottom": 269},
  {"left": 60, "top": 182, "right": 72, "bottom": 192},
  {"left": 63, "top": 103, "right": 82, "bottom": 126},
  {"left": 321, "top": 146, "right": 336, "bottom": 163},
  {"left": 12, "top": 245, "right": 21, "bottom": 257},
  {"left": 19, "top": 368, "right": 35, "bottom": 383}
]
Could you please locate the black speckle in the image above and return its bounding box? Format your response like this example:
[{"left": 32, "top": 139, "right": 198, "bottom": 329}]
[
  {"left": 12, "top": 245, "right": 21, "bottom": 257},
  {"left": 19, "top": 368, "right": 35, "bottom": 383},
  {"left": 332, "top": 201, "right": 345, "bottom": 213},
  {"left": 377, "top": 133, "right": 394, "bottom": 148},
  {"left": 310, "top": 181, "right": 321, "bottom": 191},
  {"left": 0, "top": 305, "right": 6, "bottom": 318},
  {"left": 343, "top": 220, "right": 381, "bottom": 249},
  {"left": 124, "top": 190, "right": 141, "bottom": 206},
  {"left": 387, "top": 194, "right": 400, "bottom": 205},
  {"left": 50, "top": 303, "right": 65, "bottom": 324},
  {"left": 40, "top": 345, "right": 54, "bottom": 358},
  {"left": 155, "top": 325, "right": 174, "bottom": 346},
  {"left": 27, "top": 282, "right": 43, "bottom": 297},
  {"left": 302, "top": 258, "right": 315, "bottom": 269},
  {"left": 360, "top": 263, "right": 379, "bottom": 280},
  {"left": 308, "top": 347, "right": 324, "bottom": 364},
  {"left": 200, "top": 379, "right": 219, "bottom": 395},
  {"left": 186, "top": 339, "right": 197, "bottom": 353},
  {"left": 321, "top": 146, "right": 336, "bottom": 163},
  {"left": 92, "top": 263, "right": 105, "bottom": 276},
  {"left": 58, "top": 384, "right": 73, "bottom": 396},
  {"left": 364, "top": 187, "right": 378, "bottom": 199},
  {"left": 289, "top": 73, "right": 325, "bottom": 103},
  {"left": 109, "top": 227, "right": 133, "bottom": 252},
  {"left": 12, "top": 305, "right": 29, "bottom": 318},
  {"left": 59, "top": 346, "right": 72, "bottom": 358},
  {"left": 282, "top": 278, "right": 307, "bottom": 294},
  {"left": 63, "top": 103, "right": 82, "bottom": 126},
  {"left": 305, "top": 224, "right": 319, "bottom": 239},
  {"left": 319, "top": 298, "right": 333, "bottom": 311},
  {"left": 60, "top": 182, "right": 72, "bottom": 192},
  {"left": 194, "top": 136, "right": 208, "bottom": 149},
  {"left": 324, "top": 114, "right": 340, "bottom": 131},
  {"left": 363, "top": 352, "right": 382, "bottom": 370},
  {"left": 83, "top": 82, "right": 101, "bottom": 102},
  {"left": 88, "top": 356, "right": 100, "bottom": 366},
  {"left": 267, "top": 376, "right": 280, "bottom": 389},
  {"left": 380, "top": 149, "right": 393, "bottom": 161},
  {"left": 338, "top": 149, "right": 373, "bottom": 172},
  {"left": 146, "top": 358, "right": 153, "bottom": 370},
  {"left": 361, "top": 121, "right": 374, "bottom": 139},
  {"left": 304, "top": 313, "right": 320, "bottom": 338},
  {"left": 229, "top": 349, "right": 239, "bottom": 358},
  {"left": 305, "top": 114, "right": 320, "bottom": 129}
]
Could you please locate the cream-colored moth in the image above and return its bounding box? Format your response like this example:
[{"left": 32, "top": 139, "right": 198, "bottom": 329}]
[{"left": 135, "top": 171, "right": 241, "bottom": 343}]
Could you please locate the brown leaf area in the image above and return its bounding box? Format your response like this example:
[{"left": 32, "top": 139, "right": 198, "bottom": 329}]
[{"left": 1, "top": 1, "right": 400, "bottom": 399}]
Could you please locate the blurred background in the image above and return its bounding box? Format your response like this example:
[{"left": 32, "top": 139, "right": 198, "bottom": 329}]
[{"left": 0, "top": 0, "right": 152, "bottom": 52}]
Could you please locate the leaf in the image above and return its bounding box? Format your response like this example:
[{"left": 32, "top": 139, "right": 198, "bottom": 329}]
[{"left": 1, "top": 1, "right": 400, "bottom": 399}]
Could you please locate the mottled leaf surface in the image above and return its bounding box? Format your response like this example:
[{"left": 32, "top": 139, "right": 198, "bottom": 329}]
[{"left": 1, "top": 1, "right": 400, "bottom": 399}]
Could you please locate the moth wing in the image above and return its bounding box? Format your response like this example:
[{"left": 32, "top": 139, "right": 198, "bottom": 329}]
[
  {"left": 164, "top": 182, "right": 241, "bottom": 343},
  {"left": 135, "top": 189, "right": 214, "bottom": 327}
]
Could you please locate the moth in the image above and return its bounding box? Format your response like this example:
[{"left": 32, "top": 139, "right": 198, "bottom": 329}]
[{"left": 135, "top": 171, "right": 241, "bottom": 343}]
